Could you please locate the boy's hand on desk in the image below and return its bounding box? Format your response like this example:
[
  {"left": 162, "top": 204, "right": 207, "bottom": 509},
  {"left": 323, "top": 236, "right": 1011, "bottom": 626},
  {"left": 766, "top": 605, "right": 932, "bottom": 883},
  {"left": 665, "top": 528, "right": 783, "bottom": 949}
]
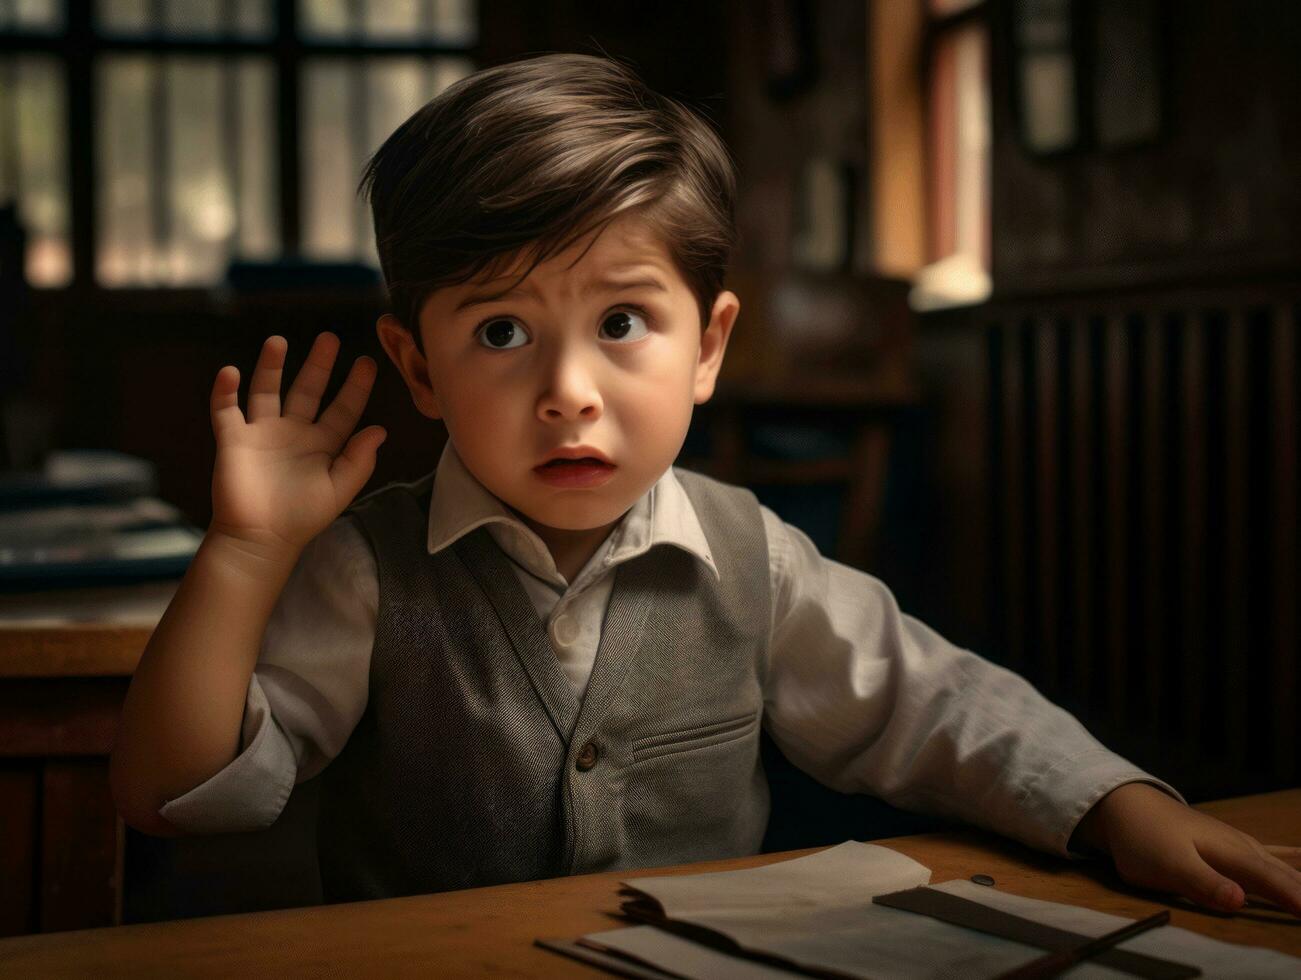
[
  {"left": 1075, "top": 782, "right": 1301, "bottom": 917},
  {"left": 209, "top": 333, "right": 387, "bottom": 563}
]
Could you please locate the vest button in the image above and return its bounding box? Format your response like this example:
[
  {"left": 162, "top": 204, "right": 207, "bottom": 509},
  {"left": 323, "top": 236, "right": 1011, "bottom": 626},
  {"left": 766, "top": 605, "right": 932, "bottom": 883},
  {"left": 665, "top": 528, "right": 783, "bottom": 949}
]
[{"left": 575, "top": 741, "right": 599, "bottom": 771}]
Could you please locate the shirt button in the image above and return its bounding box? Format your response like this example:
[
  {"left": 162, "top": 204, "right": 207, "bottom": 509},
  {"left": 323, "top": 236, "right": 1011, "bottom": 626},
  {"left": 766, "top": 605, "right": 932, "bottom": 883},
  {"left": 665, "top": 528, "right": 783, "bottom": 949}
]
[
  {"left": 575, "top": 741, "right": 599, "bottom": 771},
  {"left": 552, "top": 613, "right": 578, "bottom": 647}
]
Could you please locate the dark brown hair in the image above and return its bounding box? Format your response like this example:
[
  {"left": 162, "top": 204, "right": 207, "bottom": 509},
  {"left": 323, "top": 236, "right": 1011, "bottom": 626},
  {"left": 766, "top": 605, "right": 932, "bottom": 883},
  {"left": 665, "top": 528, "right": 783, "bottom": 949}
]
[{"left": 358, "top": 52, "right": 737, "bottom": 350}]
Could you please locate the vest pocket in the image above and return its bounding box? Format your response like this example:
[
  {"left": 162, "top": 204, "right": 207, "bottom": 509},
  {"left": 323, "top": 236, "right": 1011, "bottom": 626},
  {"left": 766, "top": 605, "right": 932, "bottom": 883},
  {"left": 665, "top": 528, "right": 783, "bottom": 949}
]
[{"left": 629, "top": 711, "right": 758, "bottom": 764}]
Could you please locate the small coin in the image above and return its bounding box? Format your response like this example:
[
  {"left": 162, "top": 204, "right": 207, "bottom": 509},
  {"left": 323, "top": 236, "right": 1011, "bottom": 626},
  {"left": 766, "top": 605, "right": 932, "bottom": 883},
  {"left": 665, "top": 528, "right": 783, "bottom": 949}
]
[{"left": 971, "top": 874, "right": 996, "bottom": 886}]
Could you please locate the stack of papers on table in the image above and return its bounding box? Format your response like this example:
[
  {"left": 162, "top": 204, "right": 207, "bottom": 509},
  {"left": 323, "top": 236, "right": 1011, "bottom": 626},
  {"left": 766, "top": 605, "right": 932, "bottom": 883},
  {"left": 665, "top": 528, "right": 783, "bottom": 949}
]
[
  {"left": 0, "top": 450, "right": 201, "bottom": 590},
  {"left": 0, "top": 497, "right": 200, "bottom": 590},
  {"left": 537, "top": 841, "right": 1301, "bottom": 979}
]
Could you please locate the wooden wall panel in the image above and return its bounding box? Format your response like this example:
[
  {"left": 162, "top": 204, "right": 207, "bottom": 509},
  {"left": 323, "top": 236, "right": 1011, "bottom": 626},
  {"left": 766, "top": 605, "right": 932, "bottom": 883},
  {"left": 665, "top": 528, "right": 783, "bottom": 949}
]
[
  {"left": 1179, "top": 319, "right": 1207, "bottom": 775},
  {"left": 1102, "top": 315, "right": 1129, "bottom": 728},
  {"left": 40, "top": 761, "right": 121, "bottom": 933},
  {"left": 1223, "top": 312, "right": 1250, "bottom": 770},
  {"left": 1068, "top": 315, "right": 1094, "bottom": 710},
  {"left": 0, "top": 766, "right": 39, "bottom": 937},
  {"left": 1033, "top": 320, "right": 1060, "bottom": 697},
  {"left": 923, "top": 282, "right": 1300, "bottom": 799},
  {"left": 1270, "top": 306, "right": 1298, "bottom": 783},
  {"left": 1140, "top": 315, "right": 1168, "bottom": 734}
]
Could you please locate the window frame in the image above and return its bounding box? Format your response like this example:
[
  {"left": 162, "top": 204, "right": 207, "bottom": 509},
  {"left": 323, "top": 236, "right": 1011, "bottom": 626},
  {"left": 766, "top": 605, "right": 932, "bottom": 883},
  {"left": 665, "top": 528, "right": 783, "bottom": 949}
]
[
  {"left": 1002, "top": 0, "right": 1168, "bottom": 158},
  {"left": 0, "top": 0, "right": 480, "bottom": 295}
]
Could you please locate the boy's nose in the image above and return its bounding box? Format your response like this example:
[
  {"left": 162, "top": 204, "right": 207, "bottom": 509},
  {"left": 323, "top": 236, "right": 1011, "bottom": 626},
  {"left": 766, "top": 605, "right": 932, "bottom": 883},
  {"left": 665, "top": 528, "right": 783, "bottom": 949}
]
[{"left": 536, "top": 349, "right": 604, "bottom": 422}]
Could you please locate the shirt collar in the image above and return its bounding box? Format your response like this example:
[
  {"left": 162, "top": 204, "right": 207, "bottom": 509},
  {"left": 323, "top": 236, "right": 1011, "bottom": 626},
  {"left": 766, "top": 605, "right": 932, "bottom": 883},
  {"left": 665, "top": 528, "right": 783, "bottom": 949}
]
[{"left": 426, "top": 441, "right": 719, "bottom": 583}]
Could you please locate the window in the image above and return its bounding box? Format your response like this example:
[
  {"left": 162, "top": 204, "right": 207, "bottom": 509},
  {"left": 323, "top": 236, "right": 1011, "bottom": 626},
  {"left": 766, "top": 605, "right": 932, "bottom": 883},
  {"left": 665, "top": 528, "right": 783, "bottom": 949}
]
[
  {"left": 0, "top": 0, "right": 477, "bottom": 289},
  {"left": 911, "top": 0, "right": 991, "bottom": 311},
  {"left": 1010, "top": 0, "right": 1163, "bottom": 154},
  {"left": 0, "top": 1, "right": 70, "bottom": 285}
]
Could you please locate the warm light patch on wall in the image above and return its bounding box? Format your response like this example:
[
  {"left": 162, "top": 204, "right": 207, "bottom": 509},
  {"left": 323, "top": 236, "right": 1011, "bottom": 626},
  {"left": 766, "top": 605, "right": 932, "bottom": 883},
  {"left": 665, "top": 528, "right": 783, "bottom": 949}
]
[
  {"left": 868, "top": 0, "right": 926, "bottom": 278},
  {"left": 911, "top": 14, "right": 990, "bottom": 311}
]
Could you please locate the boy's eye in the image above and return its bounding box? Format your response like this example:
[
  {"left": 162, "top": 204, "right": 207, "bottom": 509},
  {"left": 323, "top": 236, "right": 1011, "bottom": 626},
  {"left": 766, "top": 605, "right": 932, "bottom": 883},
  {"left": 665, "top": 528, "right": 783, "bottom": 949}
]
[
  {"left": 599, "top": 309, "right": 650, "bottom": 342},
  {"left": 476, "top": 318, "right": 529, "bottom": 350},
  {"left": 475, "top": 309, "right": 650, "bottom": 348}
]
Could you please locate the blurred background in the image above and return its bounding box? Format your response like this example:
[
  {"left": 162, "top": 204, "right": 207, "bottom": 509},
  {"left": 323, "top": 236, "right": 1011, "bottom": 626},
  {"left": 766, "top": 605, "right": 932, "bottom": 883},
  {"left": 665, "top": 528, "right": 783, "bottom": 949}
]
[{"left": 0, "top": 0, "right": 1297, "bottom": 937}]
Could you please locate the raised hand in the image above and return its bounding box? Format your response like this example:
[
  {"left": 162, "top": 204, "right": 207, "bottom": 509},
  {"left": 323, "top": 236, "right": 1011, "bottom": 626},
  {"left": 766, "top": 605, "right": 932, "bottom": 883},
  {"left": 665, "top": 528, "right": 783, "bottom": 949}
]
[{"left": 208, "top": 333, "right": 386, "bottom": 562}]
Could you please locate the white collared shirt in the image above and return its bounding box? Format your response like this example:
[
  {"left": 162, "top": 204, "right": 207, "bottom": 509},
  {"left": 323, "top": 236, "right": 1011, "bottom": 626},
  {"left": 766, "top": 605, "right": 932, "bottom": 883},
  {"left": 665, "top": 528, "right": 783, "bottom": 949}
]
[{"left": 159, "top": 442, "right": 1182, "bottom": 856}]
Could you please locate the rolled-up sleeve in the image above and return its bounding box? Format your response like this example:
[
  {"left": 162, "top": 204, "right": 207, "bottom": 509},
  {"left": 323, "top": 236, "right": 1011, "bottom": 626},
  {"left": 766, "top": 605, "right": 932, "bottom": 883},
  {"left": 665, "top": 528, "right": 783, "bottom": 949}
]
[
  {"left": 758, "top": 506, "right": 1184, "bottom": 859},
  {"left": 158, "top": 516, "right": 376, "bottom": 834}
]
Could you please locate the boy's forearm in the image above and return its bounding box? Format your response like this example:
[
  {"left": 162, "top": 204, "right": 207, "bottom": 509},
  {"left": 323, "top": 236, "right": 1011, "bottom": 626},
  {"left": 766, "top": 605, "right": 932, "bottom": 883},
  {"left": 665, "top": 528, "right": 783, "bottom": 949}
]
[{"left": 110, "top": 531, "right": 300, "bottom": 831}]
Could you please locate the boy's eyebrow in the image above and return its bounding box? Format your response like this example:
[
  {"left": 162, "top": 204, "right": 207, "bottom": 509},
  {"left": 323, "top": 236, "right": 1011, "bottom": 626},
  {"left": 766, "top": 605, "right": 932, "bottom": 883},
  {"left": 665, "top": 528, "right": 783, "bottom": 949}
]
[{"left": 453, "top": 273, "right": 670, "bottom": 313}]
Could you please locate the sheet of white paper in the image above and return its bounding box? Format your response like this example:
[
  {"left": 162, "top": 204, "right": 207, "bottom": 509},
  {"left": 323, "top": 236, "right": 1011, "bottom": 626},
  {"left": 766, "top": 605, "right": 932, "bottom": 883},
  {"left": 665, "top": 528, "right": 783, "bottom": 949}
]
[
  {"left": 584, "top": 925, "right": 808, "bottom": 979},
  {"left": 594, "top": 901, "right": 1042, "bottom": 979},
  {"left": 623, "top": 841, "right": 932, "bottom": 922},
  {"left": 931, "top": 879, "right": 1301, "bottom": 979},
  {"left": 599, "top": 850, "right": 1301, "bottom": 980}
]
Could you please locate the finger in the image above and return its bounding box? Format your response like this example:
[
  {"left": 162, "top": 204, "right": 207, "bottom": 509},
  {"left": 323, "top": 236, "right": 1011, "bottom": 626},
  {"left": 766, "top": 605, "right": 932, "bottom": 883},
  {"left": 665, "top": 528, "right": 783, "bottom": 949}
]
[
  {"left": 1161, "top": 848, "right": 1246, "bottom": 913},
  {"left": 1202, "top": 843, "right": 1301, "bottom": 917},
  {"left": 247, "top": 335, "right": 288, "bottom": 422},
  {"left": 1263, "top": 844, "right": 1301, "bottom": 867},
  {"left": 210, "top": 365, "right": 245, "bottom": 441},
  {"left": 329, "top": 425, "right": 387, "bottom": 506},
  {"left": 1259, "top": 847, "right": 1301, "bottom": 878},
  {"left": 317, "top": 356, "right": 379, "bottom": 450},
  {"left": 283, "top": 332, "right": 340, "bottom": 423}
]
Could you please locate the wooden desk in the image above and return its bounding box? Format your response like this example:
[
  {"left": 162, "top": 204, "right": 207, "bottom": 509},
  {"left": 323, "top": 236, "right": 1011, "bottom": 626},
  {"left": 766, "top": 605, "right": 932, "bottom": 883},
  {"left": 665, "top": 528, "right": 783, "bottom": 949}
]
[
  {"left": 1, "top": 789, "right": 1296, "bottom": 977},
  {"left": 0, "top": 581, "right": 174, "bottom": 937}
]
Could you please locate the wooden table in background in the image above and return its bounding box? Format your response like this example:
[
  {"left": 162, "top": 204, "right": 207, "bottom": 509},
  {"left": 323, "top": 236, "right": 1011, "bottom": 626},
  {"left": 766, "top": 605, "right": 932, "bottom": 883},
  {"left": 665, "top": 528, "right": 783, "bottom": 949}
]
[
  {"left": 0, "top": 581, "right": 175, "bottom": 938},
  {"left": 1, "top": 788, "right": 1297, "bottom": 977}
]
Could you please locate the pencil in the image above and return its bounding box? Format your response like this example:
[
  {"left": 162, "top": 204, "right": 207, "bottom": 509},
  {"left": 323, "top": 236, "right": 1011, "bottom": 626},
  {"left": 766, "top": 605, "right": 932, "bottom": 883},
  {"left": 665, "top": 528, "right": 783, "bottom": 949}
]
[{"left": 990, "top": 909, "right": 1178, "bottom": 980}]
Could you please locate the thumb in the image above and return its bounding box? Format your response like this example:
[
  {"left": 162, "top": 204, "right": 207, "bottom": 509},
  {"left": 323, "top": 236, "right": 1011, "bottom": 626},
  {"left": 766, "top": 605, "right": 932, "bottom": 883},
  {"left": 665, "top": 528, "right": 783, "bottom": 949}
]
[{"left": 329, "top": 425, "right": 387, "bottom": 504}]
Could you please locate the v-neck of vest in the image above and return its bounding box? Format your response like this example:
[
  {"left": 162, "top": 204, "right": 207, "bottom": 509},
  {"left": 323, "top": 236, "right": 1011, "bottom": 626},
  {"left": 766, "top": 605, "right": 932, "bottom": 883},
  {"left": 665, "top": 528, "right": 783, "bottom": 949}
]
[{"left": 454, "top": 527, "right": 656, "bottom": 748}]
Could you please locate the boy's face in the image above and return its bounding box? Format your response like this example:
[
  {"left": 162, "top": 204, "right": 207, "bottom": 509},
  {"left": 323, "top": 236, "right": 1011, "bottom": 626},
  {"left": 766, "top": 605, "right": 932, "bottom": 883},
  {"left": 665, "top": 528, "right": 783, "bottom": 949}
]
[{"left": 378, "top": 213, "right": 739, "bottom": 544}]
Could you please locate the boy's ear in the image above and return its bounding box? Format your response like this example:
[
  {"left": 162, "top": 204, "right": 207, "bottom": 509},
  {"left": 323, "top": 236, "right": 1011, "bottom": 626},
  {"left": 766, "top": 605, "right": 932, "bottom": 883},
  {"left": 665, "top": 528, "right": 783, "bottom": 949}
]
[
  {"left": 376, "top": 314, "right": 442, "bottom": 420},
  {"left": 693, "top": 290, "right": 740, "bottom": 405}
]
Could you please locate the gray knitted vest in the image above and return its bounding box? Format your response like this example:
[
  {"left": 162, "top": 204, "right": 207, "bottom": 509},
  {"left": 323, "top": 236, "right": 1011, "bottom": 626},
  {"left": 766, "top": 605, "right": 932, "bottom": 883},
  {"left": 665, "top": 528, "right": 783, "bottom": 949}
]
[{"left": 315, "top": 466, "right": 772, "bottom": 904}]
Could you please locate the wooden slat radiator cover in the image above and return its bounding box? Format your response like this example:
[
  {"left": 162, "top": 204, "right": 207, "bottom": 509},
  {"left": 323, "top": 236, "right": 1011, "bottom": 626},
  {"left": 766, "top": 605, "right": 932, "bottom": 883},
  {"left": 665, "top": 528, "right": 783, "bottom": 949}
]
[{"left": 962, "top": 286, "right": 1297, "bottom": 798}]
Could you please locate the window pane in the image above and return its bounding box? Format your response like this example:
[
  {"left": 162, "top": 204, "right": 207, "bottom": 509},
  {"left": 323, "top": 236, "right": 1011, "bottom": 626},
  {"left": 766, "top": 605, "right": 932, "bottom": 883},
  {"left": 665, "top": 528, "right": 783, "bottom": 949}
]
[
  {"left": 431, "top": 0, "right": 476, "bottom": 45},
  {"left": 1094, "top": 0, "right": 1160, "bottom": 147},
  {"left": 165, "top": 58, "right": 233, "bottom": 284},
  {"left": 361, "top": 0, "right": 421, "bottom": 40},
  {"left": 98, "top": 54, "right": 278, "bottom": 285},
  {"left": 162, "top": 0, "right": 223, "bottom": 36},
  {"left": 0, "top": 55, "right": 71, "bottom": 285},
  {"left": 299, "top": 0, "right": 353, "bottom": 39},
  {"left": 97, "top": 0, "right": 273, "bottom": 38},
  {"left": 231, "top": 0, "right": 273, "bottom": 38},
  {"left": 96, "top": 0, "right": 151, "bottom": 33},
  {"left": 1015, "top": 0, "right": 1071, "bottom": 48},
  {"left": 302, "top": 58, "right": 357, "bottom": 258},
  {"left": 234, "top": 59, "right": 278, "bottom": 258},
  {"left": 431, "top": 55, "right": 474, "bottom": 95},
  {"left": 97, "top": 56, "right": 157, "bottom": 284},
  {"left": 303, "top": 55, "right": 474, "bottom": 264},
  {"left": 300, "top": 0, "right": 477, "bottom": 44},
  {"left": 0, "top": 0, "right": 64, "bottom": 33},
  {"left": 1019, "top": 51, "right": 1077, "bottom": 153}
]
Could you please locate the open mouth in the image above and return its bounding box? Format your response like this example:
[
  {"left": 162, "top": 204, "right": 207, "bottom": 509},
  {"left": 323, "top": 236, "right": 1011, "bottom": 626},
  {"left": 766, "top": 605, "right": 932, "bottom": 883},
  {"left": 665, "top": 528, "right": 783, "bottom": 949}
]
[
  {"left": 533, "top": 456, "right": 617, "bottom": 487},
  {"left": 539, "top": 457, "right": 610, "bottom": 468}
]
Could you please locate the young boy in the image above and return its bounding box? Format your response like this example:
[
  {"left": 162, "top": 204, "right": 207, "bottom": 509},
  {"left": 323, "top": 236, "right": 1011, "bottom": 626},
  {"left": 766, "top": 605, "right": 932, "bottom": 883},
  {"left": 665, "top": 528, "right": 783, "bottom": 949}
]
[{"left": 110, "top": 53, "right": 1301, "bottom": 915}]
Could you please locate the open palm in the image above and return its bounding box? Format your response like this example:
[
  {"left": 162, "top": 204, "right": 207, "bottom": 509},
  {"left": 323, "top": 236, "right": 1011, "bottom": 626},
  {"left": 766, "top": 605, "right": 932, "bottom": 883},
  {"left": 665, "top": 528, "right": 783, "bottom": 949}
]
[{"left": 209, "top": 332, "right": 386, "bottom": 559}]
